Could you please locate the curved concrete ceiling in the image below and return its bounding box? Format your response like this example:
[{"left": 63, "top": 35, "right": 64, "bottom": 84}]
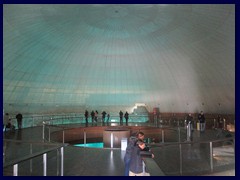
[{"left": 3, "top": 4, "right": 235, "bottom": 114}]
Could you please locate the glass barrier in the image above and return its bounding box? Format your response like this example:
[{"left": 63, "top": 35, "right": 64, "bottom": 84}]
[
  {"left": 149, "top": 137, "right": 234, "bottom": 175},
  {"left": 3, "top": 139, "right": 67, "bottom": 176}
]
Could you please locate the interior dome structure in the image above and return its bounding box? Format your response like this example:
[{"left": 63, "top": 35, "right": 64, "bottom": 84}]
[{"left": 3, "top": 4, "right": 235, "bottom": 114}]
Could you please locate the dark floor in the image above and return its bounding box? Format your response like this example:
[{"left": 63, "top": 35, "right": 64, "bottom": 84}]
[{"left": 3, "top": 126, "right": 235, "bottom": 176}]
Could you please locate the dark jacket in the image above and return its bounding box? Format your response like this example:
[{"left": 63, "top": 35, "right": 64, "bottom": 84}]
[
  {"left": 129, "top": 142, "right": 144, "bottom": 174},
  {"left": 124, "top": 136, "right": 137, "bottom": 162},
  {"left": 16, "top": 113, "right": 23, "bottom": 121},
  {"left": 186, "top": 115, "right": 193, "bottom": 124},
  {"left": 198, "top": 114, "right": 205, "bottom": 123}
]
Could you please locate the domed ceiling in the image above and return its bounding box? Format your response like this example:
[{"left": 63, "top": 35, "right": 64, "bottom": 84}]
[{"left": 3, "top": 4, "right": 235, "bottom": 114}]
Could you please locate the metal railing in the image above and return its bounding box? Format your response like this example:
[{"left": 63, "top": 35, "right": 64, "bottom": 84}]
[
  {"left": 3, "top": 119, "right": 235, "bottom": 176},
  {"left": 42, "top": 120, "right": 189, "bottom": 145},
  {"left": 3, "top": 139, "right": 68, "bottom": 176},
  {"left": 148, "top": 137, "right": 235, "bottom": 175},
  {"left": 6, "top": 114, "right": 150, "bottom": 130},
  {"left": 5, "top": 113, "right": 235, "bottom": 134}
]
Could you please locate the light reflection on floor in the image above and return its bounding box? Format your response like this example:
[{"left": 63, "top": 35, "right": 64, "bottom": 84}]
[{"left": 74, "top": 142, "right": 104, "bottom": 148}]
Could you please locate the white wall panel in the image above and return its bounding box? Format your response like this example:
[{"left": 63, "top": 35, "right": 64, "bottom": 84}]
[{"left": 3, "top": 4, "right": 235, "bottom": 114}]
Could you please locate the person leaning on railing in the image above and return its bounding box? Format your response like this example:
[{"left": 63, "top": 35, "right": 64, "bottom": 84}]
[
  {"left": 129, "top": 139, "right": 154, "bottom": 176},
  {"left": 124, "top": 132, "right": 145, "bottom": 176}
]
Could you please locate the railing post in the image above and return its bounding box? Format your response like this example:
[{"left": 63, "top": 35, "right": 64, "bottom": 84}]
[
  {"left": 62, "top": 129, "right": 65, "bottom": 144},
  {"left": 161, "top": 130, "right": 164, "bottom": 143},
  {"left": 43, "top": 153, "right": 47, "bottom": 176},
  {"left": 32, "top": 117, "right": 34, "bottom": 127},
  {"left": 61, "top": 147, "right": 64, "bottom": 176},
  {"left": 209, "top": 142, "right": 213, "bottom": 172},
  {"left": 187, "top": 122, "right": 191, "bottom": 141},
  {"left": 13, "top": 164, "right": 18, "bottom": 176},
  {"left": 48, "top": 127, "right": 51, "bottom": 142},
  {"left": 57, "top": 149, "right": 59, "bottom": 176},
  {"left": 223, "top": 118, "right": 226, "bottom": 130},
  {"left": 179, "top": 144, "right": 182, "bottom": 175},
  {"left": 178, "top": 127, "right": 181, "bottom": 142},
  {"left": 42, "top": 122, "right": 45, "bottom": 141},
  {"left": 111, "top": 133, "right": 113, "bottom": 148},
  {"left": 84, "top": 130, "right": 86, "bottom": 146},
  {"left": 30, "top": 143, "right": 33, "bottom": 173}
]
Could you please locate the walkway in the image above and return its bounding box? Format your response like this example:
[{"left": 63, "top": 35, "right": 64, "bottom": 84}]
[{"left": 3, "top": 126, "right": 235, "bottom": 176}]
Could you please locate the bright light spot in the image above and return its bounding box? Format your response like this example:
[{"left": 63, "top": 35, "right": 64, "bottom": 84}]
[{"left": 131, "top": 103, "right": 146, "bottom": 113}]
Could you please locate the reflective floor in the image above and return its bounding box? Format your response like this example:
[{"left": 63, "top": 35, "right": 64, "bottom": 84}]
[{"left": 3, "top": 126, "right": 235, "bottom": 176}]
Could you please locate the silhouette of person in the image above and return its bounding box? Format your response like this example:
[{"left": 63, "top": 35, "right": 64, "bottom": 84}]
[
  {"left": 3, "top": 113, "right": 9, "bottom": 132},
  {"left": 124, "top": 111, "right": 129, "bottom": 126},
  {"left": 198, "top": 111, "right": 205, "bottom": 132},
  {"left": 186, "top": 113, "right": 193, "bottom": 131},
  {"left": 107, "top": 113, "right": 110, "bottom": 126},
  {"left": 119, "top": 110, "right": 123, "bottom": 126},
  {"left": 217, "top": 115, "right": 223, "bottom": 129},
  {"left": 101, "top": 111, "right": 107, "bottom": 126},
  {"left": 6, "top": 118, "right": 15, "bottom": 132},
  {"left": 16, "top": 113, "right": 23, "bottom": 130},
  {"left": 84, "top": 110, "right": 89, "bottom": 127},
  {"left": 94, "top": 110, "right": 98, "bottom": 125},
  {"left": 91, "top": 111, "right": 95, "bottom": 125}
]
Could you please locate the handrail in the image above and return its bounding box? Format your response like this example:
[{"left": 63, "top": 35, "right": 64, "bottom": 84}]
[
  {"left": 3, "top": 127, "right": 234, "bottom": 176},
  {"left": 8, "top": 114, "right": 150, "bottom": 130},
  {"left": 3, "top": 143, "right": 68, "bottom": 168},
  {"left": 3, "top": 139, "right": 66, "bottom": 145},
  {"left": 143, "top": 158, "right": 165, "bottom": 176},
  {"left": 6, "top": 112, "right": 235, "bottom": 133},
  {"left": 147, "top": 136, "right": 235, "bottom": 148},
  {"left": 3, "top": 139, "right": 68, "bottom": 176}
]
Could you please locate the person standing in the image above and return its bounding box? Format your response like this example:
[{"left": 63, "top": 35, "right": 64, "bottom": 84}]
[
  {"left": 128, "top": 140, "right": 146, "bottom": 176},
  {"left": 124, "top": 132, "right": 145, "bottom": 176},
  {"left": 91, "top": 110, "right": 95, "bottom": 126},
  {"left": 119, "top": 110, "right": 123, "bottom": 126},
  {"left": 217, "top": 115, "right": 223, "bottom": 129},
  {"left": 124, "top": 111, "right": 129, "bottom": 126},
  {"left": 84, "top": 110, "right": 89, "bottom": 127},
  {"left": 129, "top": 138, "right": 155, "bottom": 176},
  {"left": 6, "top": 118, "right": 15, "bottom": 132},
  {"left": 101, "top": 111, "right": 107, "bottom": 126},
  {"left": 16, "top": 113, "right": 23, "bottom": 130},
  {"left": 94, "top": 110, "right": 98, "bottom": 125},
  {"left": 107, "top": 113, "right": 110, "bottom": 126},
  {"left": 198, "top": 111, "right": 205, "bottom": 132},
  {"left": 186, "top": 113, "right": 193, "bottom": 131},
  {"left": 3, "top": 113, "right": 10, "bottom": 132}
]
